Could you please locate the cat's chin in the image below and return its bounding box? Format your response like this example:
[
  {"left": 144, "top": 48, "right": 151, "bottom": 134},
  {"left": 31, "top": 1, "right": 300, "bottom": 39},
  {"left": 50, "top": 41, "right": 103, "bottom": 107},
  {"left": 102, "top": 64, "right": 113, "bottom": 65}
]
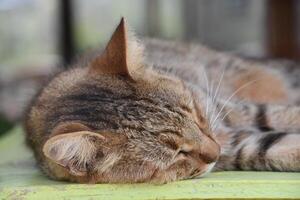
[{"left": 194, "top": 162, "right": 216, "bottom": 179}]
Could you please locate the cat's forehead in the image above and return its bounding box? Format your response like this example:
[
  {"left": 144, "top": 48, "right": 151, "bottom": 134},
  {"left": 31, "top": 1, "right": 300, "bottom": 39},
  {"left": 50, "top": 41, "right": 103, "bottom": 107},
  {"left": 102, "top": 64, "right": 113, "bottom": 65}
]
[
  {"left": 86, "top": 69, "right": 193, "bottom": 108},
  {"left": 53, "top": 75, "right": 196, "bottom": 137}
]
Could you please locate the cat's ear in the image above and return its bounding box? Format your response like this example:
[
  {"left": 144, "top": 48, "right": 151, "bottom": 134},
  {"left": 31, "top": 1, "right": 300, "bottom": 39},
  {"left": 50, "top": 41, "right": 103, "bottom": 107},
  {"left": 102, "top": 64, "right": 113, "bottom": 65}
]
[
  {"left": 43, "top": 131, "right": 106, "bottom": 176},
  {"left": 89, "top": 17, "right": 144, "bottom": 77}
]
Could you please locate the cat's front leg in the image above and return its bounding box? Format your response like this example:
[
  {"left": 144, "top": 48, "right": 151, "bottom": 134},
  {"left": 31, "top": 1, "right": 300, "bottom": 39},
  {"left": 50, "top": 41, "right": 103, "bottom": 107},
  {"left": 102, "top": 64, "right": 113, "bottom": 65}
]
[
  {"left": 219, "top": 101, "right": 300, "bottom": 132},
  {"left": 259, "top": 104, "right": 300, "bottom": 132},
  {"left": 215, "top": 128, "right": 300, "bottom": 172}
]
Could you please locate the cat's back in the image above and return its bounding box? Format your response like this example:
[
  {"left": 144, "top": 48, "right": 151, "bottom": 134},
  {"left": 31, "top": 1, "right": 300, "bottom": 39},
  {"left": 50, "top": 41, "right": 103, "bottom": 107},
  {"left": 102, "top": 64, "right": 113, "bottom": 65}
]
[{"left": 144, "top": 38, "right": 296, "bottom": 104}]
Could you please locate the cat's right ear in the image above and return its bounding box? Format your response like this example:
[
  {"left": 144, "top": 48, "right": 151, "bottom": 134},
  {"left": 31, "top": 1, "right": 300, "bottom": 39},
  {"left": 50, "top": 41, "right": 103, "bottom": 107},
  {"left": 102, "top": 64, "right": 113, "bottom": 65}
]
[{"left": 88, "top": 17, "right": 144, "bottom": 78}]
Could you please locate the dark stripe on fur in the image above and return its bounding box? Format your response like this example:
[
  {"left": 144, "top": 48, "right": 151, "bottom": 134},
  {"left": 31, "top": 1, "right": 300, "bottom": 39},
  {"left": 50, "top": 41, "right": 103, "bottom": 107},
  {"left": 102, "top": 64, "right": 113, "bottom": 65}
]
[
  {"left": 258, "top": 132, "right": 286, "bottom": 157},
  {"left": 42, "top": 79, "right": 192, "bottom": 140},
  {"left": 255, "top": 104, "right": 273, "bottom": 132},
  {"left": 234, "top": 145, "right": 245, "bottom": 170},
  {"left": 230, "top": 130, "right": 253, "bottom": 147}
]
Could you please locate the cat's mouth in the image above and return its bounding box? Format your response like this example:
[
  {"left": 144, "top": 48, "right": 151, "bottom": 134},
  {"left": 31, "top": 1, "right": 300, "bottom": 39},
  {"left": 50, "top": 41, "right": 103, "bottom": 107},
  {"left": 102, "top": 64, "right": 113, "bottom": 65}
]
[{"left": 193, "top": 162, "right": 216, "bottom": 178}]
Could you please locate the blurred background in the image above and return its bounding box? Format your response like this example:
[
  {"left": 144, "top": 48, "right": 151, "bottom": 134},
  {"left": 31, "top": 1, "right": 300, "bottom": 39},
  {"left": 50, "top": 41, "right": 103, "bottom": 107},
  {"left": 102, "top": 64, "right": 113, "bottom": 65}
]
[{"left": 0, "top": 0, "right": 299, "bottom": 134}]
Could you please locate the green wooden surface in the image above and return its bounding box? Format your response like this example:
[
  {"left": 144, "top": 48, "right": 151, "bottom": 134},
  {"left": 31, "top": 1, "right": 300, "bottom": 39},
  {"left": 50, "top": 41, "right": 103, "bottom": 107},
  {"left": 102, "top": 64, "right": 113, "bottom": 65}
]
[{"left": 0, "top": 127, "right": 300, "bottom": 200}]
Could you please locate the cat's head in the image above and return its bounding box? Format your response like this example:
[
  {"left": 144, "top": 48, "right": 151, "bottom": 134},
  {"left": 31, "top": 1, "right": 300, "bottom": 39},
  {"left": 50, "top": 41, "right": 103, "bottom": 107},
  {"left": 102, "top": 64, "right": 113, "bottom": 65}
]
[{"left": 42, "top": 18, "right": 220, "bottom": 183}]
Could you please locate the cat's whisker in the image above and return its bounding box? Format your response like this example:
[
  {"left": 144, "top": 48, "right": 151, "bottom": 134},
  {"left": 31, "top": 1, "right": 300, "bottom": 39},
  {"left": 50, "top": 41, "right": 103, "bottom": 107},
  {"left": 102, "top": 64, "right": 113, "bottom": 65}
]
[
  {"left": 204, "top": 75, "right": 217, "bottom": 129},
  {"left": 212, "top": 66, "right": 225, "bottom": 105},
  {"left": 209, "top": 59, "right": 233, "bottom": 129},
  {"left": 211, "top": 79, "right": 259, "bottom": 129},
  {"left": 208, "top": 85, "right": 214, "bottom": 123},
  {"left": 209, "top": 66, "right": 226, "bottom": 129},
  {"left": 212, "top": 97, "right": 248, "bottom": 131},
  {"left": 212, "top": 106, "right": 233, "bottom": 131},
  {"left": 202, "top": 66, "right": 210, "bottom": 118}
]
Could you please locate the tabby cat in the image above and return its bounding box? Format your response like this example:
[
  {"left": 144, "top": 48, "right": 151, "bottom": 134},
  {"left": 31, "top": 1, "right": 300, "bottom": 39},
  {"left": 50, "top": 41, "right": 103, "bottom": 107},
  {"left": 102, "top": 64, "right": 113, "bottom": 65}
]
[{"left": 25, "top": 18, "right": 300, "bottom": 184}]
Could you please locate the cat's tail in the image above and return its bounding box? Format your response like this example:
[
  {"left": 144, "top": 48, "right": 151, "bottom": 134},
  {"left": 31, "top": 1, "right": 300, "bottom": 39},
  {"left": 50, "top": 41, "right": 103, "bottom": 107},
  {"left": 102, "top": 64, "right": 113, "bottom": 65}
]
[{"left": 215, "top": 129, "right": 300, "bottom": 172}]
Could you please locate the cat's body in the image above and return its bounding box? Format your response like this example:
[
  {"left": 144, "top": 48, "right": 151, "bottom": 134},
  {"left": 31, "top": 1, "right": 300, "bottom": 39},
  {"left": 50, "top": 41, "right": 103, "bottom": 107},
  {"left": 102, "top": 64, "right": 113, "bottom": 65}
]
[
  {"left": 145, "top": 39, "right": 300, "bottom": 171},
  {"left": 25, "top": 19, "right": 300, "bottom": 184},
  {"left": 145, "top": 38, "right": 300, "bottom": 105}
]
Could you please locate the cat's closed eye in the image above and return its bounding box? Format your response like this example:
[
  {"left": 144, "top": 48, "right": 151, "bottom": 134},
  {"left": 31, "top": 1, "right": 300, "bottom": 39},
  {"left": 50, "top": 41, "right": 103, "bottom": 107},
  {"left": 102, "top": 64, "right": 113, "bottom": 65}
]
[{"left": 176, "top": 149, "right": 191, "bottom": 159}]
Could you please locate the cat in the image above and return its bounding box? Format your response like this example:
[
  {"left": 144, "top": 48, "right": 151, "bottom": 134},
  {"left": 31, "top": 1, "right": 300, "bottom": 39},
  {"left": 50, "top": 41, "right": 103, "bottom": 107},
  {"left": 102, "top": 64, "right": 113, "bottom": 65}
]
[{"left": 24, "top": 18, "right": 300, "bottom": 184}]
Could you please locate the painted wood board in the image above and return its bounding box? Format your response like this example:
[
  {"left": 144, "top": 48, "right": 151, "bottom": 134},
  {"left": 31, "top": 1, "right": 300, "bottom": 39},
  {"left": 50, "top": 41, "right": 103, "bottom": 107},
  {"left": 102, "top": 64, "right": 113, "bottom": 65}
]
[{"left": 0, "top": 127, "right": 300, "bottom": 200}]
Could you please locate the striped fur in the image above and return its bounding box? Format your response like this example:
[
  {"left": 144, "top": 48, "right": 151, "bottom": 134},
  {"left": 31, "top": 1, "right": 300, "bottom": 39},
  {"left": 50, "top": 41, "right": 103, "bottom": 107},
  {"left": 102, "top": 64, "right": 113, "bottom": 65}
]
[{"left": 24, "top": 19, "right": 300, "bottom": 184}]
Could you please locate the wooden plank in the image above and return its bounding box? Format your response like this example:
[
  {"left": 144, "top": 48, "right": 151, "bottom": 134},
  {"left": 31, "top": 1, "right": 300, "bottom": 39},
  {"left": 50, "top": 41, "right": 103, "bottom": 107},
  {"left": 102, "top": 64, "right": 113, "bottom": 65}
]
[
  {"left": 1, "top": 127, "right": 300, "bottom": 199},
  {"left": 266, "top": 0, "right": 299, "bottom": 60},
  {"left": 59, "top": 0, "right": 75, "bottom": 65}
]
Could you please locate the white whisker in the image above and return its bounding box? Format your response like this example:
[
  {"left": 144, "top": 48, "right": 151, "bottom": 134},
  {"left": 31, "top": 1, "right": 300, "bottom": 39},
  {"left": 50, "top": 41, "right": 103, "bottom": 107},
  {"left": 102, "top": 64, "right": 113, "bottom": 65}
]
[
  {"left": 202, "top": 66, "right": 210, "bottom": 118},
  {"left": 212, "top": 97, "right": 248, "bottom": 130},
  {"left": 212, "top": 67, "right": 225, "bottom": 105},
  {"left": 210, "top": 79, "right": 259, "bottom": 129},
  {"left": 209, "top": 67, "right": 226, "bottom": 129}
]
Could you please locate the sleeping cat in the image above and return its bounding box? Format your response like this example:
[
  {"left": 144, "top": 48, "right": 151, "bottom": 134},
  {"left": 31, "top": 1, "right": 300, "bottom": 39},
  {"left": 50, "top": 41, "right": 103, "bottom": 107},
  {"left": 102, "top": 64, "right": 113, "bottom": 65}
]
[{"left": 24, "top": 18, "right": 300, "bottom": 184}]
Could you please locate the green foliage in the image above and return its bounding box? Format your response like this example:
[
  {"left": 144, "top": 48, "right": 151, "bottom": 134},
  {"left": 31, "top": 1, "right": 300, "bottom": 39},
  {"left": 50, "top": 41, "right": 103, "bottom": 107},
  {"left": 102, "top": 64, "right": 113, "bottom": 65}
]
[{"left": 0, "top": 115, "right": 13, "bottom": 135}]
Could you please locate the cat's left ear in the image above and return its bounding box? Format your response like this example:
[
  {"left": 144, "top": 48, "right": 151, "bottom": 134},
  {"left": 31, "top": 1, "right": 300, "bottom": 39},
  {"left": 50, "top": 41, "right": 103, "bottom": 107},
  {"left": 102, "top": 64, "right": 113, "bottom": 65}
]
[
  {"left": 43, "top": 131, "right": 106, "bottom": 177},
  {"left": 89, "top": 17, "right": 144, "bottom": 77}
]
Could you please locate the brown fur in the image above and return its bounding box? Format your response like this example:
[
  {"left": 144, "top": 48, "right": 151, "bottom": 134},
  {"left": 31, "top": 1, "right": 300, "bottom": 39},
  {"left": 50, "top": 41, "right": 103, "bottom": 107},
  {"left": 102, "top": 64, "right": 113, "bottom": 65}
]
[
  {"left": 233, "top": 68, "right": 288, "bottom": 103},
  {"left": 25, "top": 18, "right": 300, "bottom": 184}
]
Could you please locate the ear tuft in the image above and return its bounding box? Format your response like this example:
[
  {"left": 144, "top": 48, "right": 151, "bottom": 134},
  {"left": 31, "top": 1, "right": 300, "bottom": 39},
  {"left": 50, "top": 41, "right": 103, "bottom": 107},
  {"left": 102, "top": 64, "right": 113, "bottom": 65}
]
[
  {"left": 89, "top": 17, "right": 144, "bottom": 77},
  {"left": 43, "top": 131, "right": 105, "bottom": 176}
]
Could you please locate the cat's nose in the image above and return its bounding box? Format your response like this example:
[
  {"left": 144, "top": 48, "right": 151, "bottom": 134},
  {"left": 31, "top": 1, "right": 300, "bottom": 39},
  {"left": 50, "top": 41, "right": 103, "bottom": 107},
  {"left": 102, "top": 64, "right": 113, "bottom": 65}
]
[{"left": 198, "top": 135, "right": 220, "bottom": 164}]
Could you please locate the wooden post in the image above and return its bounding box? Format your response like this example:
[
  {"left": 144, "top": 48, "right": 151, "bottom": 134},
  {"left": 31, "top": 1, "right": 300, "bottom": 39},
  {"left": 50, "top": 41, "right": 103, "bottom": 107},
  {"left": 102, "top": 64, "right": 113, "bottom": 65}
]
[
  {"left": 59, "top": 0, "right": 75, "bottom": 66},
  {"left": 266, "top": 0, "right": 299, "bottom": 60}
]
